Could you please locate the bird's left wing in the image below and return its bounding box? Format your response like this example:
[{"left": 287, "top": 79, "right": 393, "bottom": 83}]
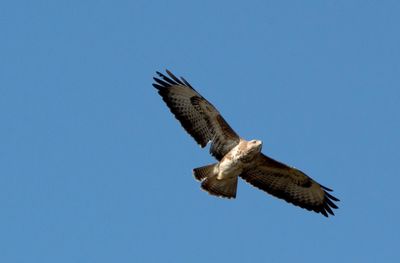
[
  {"left": 153, "top": 70, "right": 240, "bottom": 160},
  {"left": 240, "top": 154, "right": 339, "bottom": 217}
]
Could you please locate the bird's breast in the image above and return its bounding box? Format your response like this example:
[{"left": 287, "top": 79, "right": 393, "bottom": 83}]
[{"left": 217, "top": 145, "right": 244, "bottom": 180}]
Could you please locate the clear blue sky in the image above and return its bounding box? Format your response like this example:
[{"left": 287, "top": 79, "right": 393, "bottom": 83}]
[{"left": 1, "top": 1, "right": 399, "bottom": 262}]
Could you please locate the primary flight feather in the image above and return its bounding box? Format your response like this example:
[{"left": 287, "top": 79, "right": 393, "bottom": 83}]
[{"left": 153, "top": 70, "right": 339, "bottom": 217}]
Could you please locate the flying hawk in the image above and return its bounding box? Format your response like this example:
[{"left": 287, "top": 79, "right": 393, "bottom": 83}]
[{"left": 153, "top": 70, "right": 339, "bottom": 217}]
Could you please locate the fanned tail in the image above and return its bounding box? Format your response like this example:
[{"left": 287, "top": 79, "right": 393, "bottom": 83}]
[
  {"left": 193, "top": 163, "right": 237, "bottom": 199},
  {"left": 193, "top": 163, "right": 217, "bottom": 181}
]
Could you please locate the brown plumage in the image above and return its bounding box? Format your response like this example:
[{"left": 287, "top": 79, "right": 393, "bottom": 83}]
[{"left": 153, "top": 70, "right": 339, "bottom": 217}]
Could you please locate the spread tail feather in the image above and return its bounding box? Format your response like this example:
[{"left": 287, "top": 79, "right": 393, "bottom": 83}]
[
  {"left": 201, "top": 175, "right": 238, "bottom": 199},
  {"left": 193, "top": 163, "right": 218, "bottom": 181},
  {"left": 193, "top": 163, "right": 237, "bottom": 199}
]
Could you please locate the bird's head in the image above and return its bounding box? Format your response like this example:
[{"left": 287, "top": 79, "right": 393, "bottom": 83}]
[
  {"left": 238, "top": 139, "right": 262, "bottom": 163},
  {"left": 249, "top": 139, "right": 263, "bottom": 153}
]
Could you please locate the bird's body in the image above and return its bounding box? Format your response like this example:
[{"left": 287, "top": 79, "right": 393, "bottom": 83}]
[
  {"left": 153, "top": 70, "right": 339, "bottom": 217},
  {"left": 195, "top": 139, "right": 262, "bottom": 198},
  {"left": 219, "top": 140, "right": 262, "bottom": 179}
]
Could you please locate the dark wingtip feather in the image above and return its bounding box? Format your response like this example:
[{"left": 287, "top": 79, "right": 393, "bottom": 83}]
[
  {"left": 325, "top": 191, "right": 340, "bottom": 202},
  {"left": 166, "top": 69, "right": 184, "bottom": 85},
  {"left": 152, "top": 83, "right": 164, "bottom": 90},
  {"left": 181, "top": 76, "right": 194, "bottom": 89},
  {"left": 324, "top": 203, "right": 335, "bottom": 215},
  {"left": 153, "top": 69, "right": 196, "bottom": 89},
  {"left": 320, "top": 209, "right": 328, "bottom": 217},
  {"left": 153, "top": 77, "right": 171, "bottom": 87},
  {"left": 325, "top": 197, "right": 338, "bottom": 209},
  {"left": 316, "top": 187, "right": 340, "bottom": 217},
  {"left": 320, "top": 184, "right": 333, "bottom": 192}
]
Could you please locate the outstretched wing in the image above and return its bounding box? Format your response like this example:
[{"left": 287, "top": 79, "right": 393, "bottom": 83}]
[
  {"left": 240, "top": 154, "right": 339, "bottom": 217},
  {"left": 153, "top": 70, "right": 240, "bottom": 160}
]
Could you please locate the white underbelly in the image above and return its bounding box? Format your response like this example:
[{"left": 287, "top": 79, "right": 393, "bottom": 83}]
[
  {"left": 216, "top": 140, "right": 260, "bottom": 180},
  {"left": 217, "top": 156, "right": 243, "bottom": 180}
]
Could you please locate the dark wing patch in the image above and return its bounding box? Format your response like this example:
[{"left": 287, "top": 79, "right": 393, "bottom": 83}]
[
  {"left": 153, "top": 70, "right": 240, "bottom": 160},
  {"left": 240, "top": 154, "right": 339, "bottom": 217},
  {"left": 190, "top": 97, "right": 240, "bottom": 160}
]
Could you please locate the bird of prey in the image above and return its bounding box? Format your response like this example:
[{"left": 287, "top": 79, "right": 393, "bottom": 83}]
[{"left": 153, "top": 70, "right": 339, "bottom": 217}]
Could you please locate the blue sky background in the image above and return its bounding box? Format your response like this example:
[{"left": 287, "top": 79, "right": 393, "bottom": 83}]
[{"left": 1, "top": 1, "right": 399, "bottom": 262}]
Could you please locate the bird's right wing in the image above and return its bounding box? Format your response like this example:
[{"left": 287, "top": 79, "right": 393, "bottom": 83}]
[{"left": 153, "top": 70, "right": 240, "bottom": 160}]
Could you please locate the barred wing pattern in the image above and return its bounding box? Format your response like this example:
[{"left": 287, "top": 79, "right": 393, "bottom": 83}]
[
  {"left": 153, "top": 70, "right": 240, "bottom": 160},
  {"left": 153, "top": 70, "right": 339, "bottom": 217},
  {"left": 241, "top": 154, "right": 339, "bottom": 217}
]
